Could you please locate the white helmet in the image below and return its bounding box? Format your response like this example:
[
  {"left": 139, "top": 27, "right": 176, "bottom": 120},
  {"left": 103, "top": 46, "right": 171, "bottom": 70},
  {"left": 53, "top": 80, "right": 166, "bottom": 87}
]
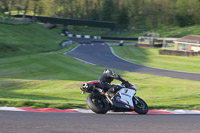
[{"left": 103, "top": 69, "right": 114, "bottom": 75}]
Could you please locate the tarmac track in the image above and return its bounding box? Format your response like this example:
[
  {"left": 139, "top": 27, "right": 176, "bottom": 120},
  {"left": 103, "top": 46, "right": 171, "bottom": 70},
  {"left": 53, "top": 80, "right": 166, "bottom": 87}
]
[
  {"left": 66, "top": 39, "right": 200, "bottom": 81},
  {"left": 0, "top": 111, "right": 200, "bottom": 133}
]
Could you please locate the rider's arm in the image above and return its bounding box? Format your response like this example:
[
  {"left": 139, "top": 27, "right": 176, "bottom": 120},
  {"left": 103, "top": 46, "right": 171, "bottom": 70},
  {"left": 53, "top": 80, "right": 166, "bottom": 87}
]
[{"left": 109, "top": 74, "right": 126, "bottom": 83}]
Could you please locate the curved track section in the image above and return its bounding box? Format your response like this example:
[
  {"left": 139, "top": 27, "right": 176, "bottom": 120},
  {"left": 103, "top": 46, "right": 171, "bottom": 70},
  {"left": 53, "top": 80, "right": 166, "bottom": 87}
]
[{"left": 66, "top": 43, "right": 200, "bottom": 81}]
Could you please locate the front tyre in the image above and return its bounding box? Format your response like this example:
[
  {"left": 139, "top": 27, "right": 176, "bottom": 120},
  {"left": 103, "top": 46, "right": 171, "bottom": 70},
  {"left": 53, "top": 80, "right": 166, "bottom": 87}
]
[
  {"left": 133, "top": 97, "right": 148, "bottom": 114},
  {"left": 87, "top": 93, "right": 110, "bottom": 114}
]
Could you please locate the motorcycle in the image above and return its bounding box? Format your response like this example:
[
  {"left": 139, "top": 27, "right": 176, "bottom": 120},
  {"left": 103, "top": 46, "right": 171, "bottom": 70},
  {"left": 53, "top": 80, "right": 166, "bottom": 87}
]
[{"left": 80, "top": 81, "right": 148, "bottom": 114}]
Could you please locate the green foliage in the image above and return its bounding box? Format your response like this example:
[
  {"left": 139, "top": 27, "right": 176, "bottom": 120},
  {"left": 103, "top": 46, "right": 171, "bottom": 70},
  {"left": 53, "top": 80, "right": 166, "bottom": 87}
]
[
  {"left": 64, "top": 24, "right": 200, "bottom": 38},
  {"left": 117, "top": 6, "right": 129, "bottom": 29},
  {"left": 175, "top": 0, "right": 200, "bottom": 27},
  {"left": 3, "top": 0, "right": 200, "bottom": 29},
  {"left": 175, "top": 14, "right": 194, "bottom": 27},
  {"left": 102, "top": 0, "right": 114, "bottom": 21}
]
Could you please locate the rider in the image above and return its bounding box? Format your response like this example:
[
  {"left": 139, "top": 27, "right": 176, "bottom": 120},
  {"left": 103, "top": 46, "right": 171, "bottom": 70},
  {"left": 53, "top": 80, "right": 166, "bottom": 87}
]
[{"left": 98, "top": 69, "right": 128, "bottom": 97}]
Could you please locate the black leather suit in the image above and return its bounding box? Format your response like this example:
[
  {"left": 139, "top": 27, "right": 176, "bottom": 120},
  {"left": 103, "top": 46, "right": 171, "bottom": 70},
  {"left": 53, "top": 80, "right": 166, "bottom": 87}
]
[{"left": 98, "top": 73, "right": 125, "bottom": 93}]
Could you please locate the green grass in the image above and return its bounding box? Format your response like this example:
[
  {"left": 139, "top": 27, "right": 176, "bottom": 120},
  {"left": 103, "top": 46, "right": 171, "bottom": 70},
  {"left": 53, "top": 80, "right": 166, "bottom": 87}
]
[
  {"left": 0, "top": 46, "right": 200, "bottom": 110},
  {"left": 109, "top": 43, "right": 200, "bottom": 73},
  {"left": 0, "top": 22, "right": 66, "bottom": 58},
  {"left": 0, "top": 22, "right": 200, "bottom": 110},
  {"left": 155, "top": 25, "right": 200, "bottom": 37},
  {"left": 0, "top": 46, "right": 106, "bottom": 109}
]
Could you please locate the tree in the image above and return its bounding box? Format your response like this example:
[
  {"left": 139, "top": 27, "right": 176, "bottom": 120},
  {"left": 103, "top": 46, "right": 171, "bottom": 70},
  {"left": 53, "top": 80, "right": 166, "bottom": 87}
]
[
  {"left": 96, "top": 0, "right": 103, "bottom": 20},
  {"left": 0, "top": 0, "right": 9, "bottom": 13},
  {"left": 2, "top": 0, "right": 200, "bottom": 29},
  {"left": 15, "top": 0, "right": 23, "bottom": 15},
  {"left": 32, "top": 0, "right": 39, "bottom": 19},
  {"left": 22, "top": 0, "right": 30, "bottom": 18},
  {"left": 8, "top": 0, "right": 14, "bottom": 16},
  {"left": 31, "top": 0, "right": 45, "bottom": 19},
  {"left": 102, "top": 0, "right": 114, "bottom": 21},
  {"left": 117, "top": 5, "right": 130, "bottom": 28},
  {"left": 175, "top": 0, "right": 196, "bottom": 26}
]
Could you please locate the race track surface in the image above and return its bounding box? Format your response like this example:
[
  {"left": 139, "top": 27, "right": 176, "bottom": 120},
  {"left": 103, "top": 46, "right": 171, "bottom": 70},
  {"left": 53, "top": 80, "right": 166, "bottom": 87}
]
[
  {"left": 0, "top": 111, "right": 200, "bottom": 133},
  {"left": 66, "top": 42, "right": 200, "bottom": 81}
]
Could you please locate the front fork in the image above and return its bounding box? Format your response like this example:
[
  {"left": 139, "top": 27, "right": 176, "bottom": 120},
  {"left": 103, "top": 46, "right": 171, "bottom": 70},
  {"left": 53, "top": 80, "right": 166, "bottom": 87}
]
[{"left": 132, "top": 95, "right": 140, "bottom": 104}]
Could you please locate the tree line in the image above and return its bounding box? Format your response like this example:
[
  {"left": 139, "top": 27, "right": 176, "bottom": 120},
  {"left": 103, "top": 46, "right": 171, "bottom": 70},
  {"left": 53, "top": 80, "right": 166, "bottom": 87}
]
[{"left": 1, "top": 0, "right": 200, "bottom": 29}]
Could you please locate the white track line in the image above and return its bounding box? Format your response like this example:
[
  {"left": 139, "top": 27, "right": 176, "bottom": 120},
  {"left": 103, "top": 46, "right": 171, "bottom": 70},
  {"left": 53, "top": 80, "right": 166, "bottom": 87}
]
[
  {"left": 167, "top": 109, "right": 200, "bottom": 114},
  {"left": 64, "top": 44, "right": 96, "bottom": 65},
  {"left": 64, "top": 44, "right": 81, "bottom": 55},
  {"left": 73, "top": 57, "right": 96, "bottom": 65},
  {"left": 0, "top": 107, "right": 25, "bottom": 112}
]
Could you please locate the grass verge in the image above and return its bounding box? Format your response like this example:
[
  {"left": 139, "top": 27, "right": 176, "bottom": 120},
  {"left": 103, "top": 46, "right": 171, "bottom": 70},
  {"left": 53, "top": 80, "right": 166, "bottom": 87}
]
[
  {"left": 0, "top": 23, "right": 66, "bottom": 58},
  {"left": 109, "top": 43, "right": 200, "bottom": 73},
  {"left": 0, "top": 45, "right": 200, "bottom": 110}
]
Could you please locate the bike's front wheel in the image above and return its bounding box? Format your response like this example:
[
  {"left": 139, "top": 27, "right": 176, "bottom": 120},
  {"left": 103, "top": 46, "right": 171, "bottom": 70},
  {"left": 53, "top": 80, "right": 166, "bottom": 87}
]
[{"left": 133, "top": 96, "right": 148, "bottom": 114}]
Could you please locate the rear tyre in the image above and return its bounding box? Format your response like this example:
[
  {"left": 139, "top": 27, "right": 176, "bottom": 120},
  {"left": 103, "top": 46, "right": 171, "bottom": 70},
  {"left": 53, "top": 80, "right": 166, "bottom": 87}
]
[
  {"left": 133, "top": 97, "right": 148, "bottom": 114},
  {"left": 87, "top": 93, "right": 110, "bottom": 114}
]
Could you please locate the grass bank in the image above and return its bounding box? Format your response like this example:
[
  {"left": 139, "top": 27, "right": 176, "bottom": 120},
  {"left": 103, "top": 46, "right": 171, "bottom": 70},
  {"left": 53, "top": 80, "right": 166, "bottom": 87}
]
[
  {"left": 0, "top": 22, "right": 200, "bottom": 110},
  {"left": 0, "top": 22, "right": 66, "bottom": 58},
  {"left": 109, "top": 43, "right": 200, "bottom": 73},
  {"left": 0, "top": 45, "right": 200, "bottom": 109}
]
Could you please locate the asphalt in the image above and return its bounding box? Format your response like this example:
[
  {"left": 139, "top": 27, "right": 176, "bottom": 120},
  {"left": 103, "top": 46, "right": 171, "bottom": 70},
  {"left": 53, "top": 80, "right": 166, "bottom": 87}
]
[
  {"left": 0, "top": 111, "right": 200, "bottom": 133},
  {"left": 66, "top": 41, "right": 200, "bottom": 81}
]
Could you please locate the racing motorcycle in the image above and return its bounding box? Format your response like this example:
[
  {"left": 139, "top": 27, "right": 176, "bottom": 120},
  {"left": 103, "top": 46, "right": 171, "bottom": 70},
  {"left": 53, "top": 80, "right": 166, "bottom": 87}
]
[{"left": 80, "top": 81, "right": 148, "bottom": 114}]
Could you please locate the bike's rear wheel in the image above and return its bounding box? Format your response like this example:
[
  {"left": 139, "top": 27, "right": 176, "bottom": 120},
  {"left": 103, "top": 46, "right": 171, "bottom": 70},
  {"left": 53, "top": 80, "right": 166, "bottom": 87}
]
[
  {"left": 87, "top": 93, "right": 110, "bottom": 114},
  {"left": 133, "top": 97, "right": 148, "bottom": 114}
]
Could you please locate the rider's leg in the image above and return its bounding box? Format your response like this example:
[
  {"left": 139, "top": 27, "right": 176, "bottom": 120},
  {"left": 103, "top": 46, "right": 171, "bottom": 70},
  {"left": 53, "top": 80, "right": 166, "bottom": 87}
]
[{"left": 107, "top": 85, "right": 116, "bottom": 97}]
